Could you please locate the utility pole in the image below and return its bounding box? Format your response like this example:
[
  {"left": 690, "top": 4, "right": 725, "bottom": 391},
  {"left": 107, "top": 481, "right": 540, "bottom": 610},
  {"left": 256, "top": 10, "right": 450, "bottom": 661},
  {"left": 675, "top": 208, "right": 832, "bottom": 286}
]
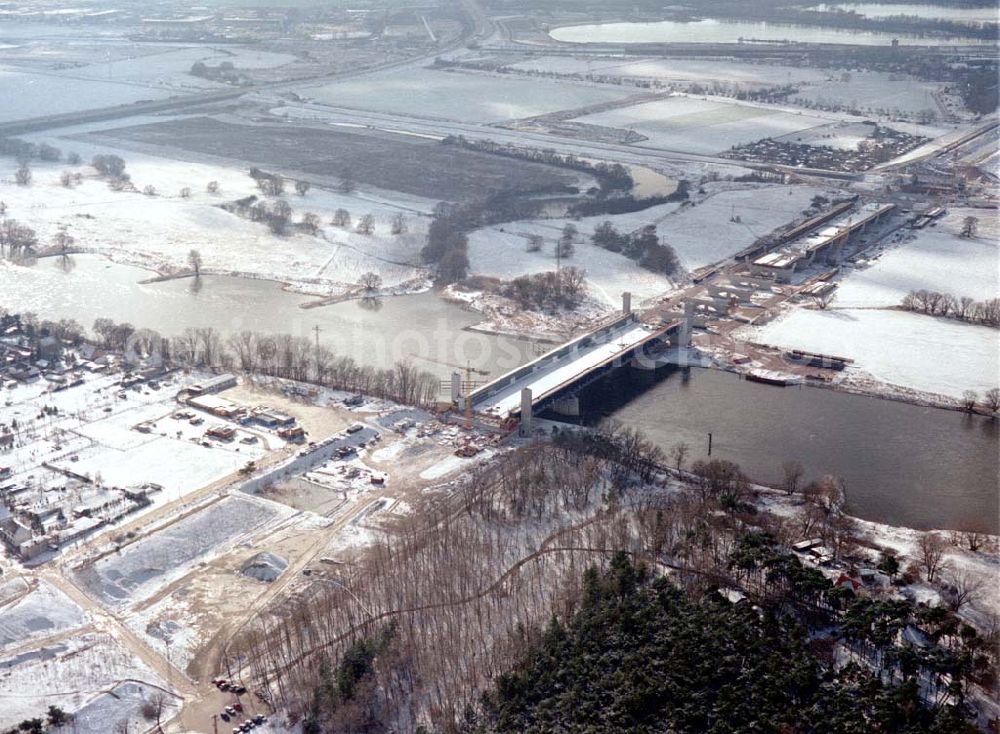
[
  {"left": 465, "top": 361, "right": 474, "bottom": 430},
  {"left": 312, "top": 325, "right": 322, "bottom": 375},
  {"left": 707, "top": 432, "right": 713, "bottom": 456}
]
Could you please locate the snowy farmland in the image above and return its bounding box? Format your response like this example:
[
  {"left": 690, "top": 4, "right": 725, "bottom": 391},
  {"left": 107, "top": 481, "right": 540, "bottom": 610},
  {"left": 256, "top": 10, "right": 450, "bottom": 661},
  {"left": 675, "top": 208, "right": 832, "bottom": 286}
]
[
  {"left": 837, "top": 209, "right": 999, "bottom": 307},
  {"left": 467, "top": 184, "right": 826, "bottom": 301},
  {"left": 293, "top": 66, "right": 640, "bottom": 124},
  {"left": 572, "top": 96, "right": 833, "bottom": 154},
  {"left": 73, "top": 495, "right": 289, "bottom": 609},
  {"left": 0, "top": 632, "right": 172, "bottom": 730},
  {"left": 0, "top": 146, "right": 431, "bottom": 295},
  {"left": 0, "top": 44, "right": 297, "bottom": 122},
  {"left": 749, "top": 308, "right": 997, "bottom": 400},
  {"left": 57, "top": 45, "right": 297, "bottom": 91},
  {"left": 790, "top": 69, "right": 944, "bottom": 117},
  {"left": 0, "top": 580, "right": 87, "bottom": 652},
  {"left": 656, "top": 185, "right": 827, "bottom": 268}
]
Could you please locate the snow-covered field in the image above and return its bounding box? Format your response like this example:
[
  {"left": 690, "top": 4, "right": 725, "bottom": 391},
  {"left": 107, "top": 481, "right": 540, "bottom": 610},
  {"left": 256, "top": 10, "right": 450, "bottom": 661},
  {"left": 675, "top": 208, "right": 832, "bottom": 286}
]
[
  {"left": 293, "top": 66, "right": 639, "bottom": 123},
  {"left": 468, "top": 184, "right": 825, "bottom": 301},
  {"left": 658, "top": 184, "right": 827, "bottom": 268},
  {"left": 573, "top": 95, "right": 832, "bottom": 154},
  {"left": 791, "top": 69, "right": 943, "bottom": 117},
  {"left": 0, "top": 632, "right": 171, "bottom": 730},
  {"left": 773, "top": 120, "right": 880, "bottom": 150},
  {"left": 747, "top": 206, "right": 998, "bottom": 400},
  {"left": 0, "top": 141, "right": 431, "bottom": 294},
  {"left": 836, "top": 209, "right": 999, "bottom": 307},
  {"left": 55, "top": 680, "right": 181, "bottom": 734},
  {"left": 53, "top": 436, "right": 258, "bottom": 500},
  {"left": 750, "top": 309, "right": 997, "bottom": 399},
  {"left": 0, "top": 44, "right": 297, "bottom": 123},
  {"left": 468, "top": 209, "right": 678, "bottom": 307},
  {"left": 57, "top": 45, "right": 296, "bottom": 91},
  {"left": 0, "top": 580, "right": 87, "bottom": 651},
  {"left": 73, "top": 495, "right": 289, "bottom": 608}
]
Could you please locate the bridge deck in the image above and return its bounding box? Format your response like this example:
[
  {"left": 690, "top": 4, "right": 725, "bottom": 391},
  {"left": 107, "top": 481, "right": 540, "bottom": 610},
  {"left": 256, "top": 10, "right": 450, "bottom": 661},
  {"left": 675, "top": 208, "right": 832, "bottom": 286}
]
[{"left": 473, "top": 320, "right": 664, "bottom": 419}]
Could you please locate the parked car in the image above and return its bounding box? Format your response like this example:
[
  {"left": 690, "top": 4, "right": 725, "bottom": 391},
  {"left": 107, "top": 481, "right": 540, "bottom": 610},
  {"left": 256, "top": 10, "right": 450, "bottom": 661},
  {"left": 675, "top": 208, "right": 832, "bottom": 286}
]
[{"left": 221, "top": 712, "right": 230, "bottom": 722}]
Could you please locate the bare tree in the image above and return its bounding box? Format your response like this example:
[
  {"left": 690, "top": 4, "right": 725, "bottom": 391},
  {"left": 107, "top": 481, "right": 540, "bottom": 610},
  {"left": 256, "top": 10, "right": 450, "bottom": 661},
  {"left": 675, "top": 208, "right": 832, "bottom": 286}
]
[
  {"left": 961, "top": 389, "right": 978, "bottom": 412},
  {"left": 356, "top": 213, "right": 375, "bottom": 235},
  {"left": 206, "top": 180, "right": 220, "bottom": 194},
  {"left": 14, "top": 164, "right": 31, "bottom": 186},
  {"left": 984, "top": 387, "right": 1000, "bottom": 415},
  {"left": 526, "top": 234, "right": 543, "bottom": 253},
  {"left": 300, "top": 212, "right": 321, "bottom": 234},
  {"left": 332, "top": 209, "right": 351, "bottom": 228},
  {"left": 59, "top": 171, "right": 75, "bottom": 188},
  {"left": 781, "top": 460, "right": 804, "bottom": 495},
  {"left": 179, "top": 187, "right": 191, "bottom": 198},
  {"left": 669, "top": 442, "right": 689, "bottom": 473},
  {"left": 143, "top": 184, "right": 157, "bottom": 196},
  {"left": 917, "top": 532, "right": 948, "bottom": 582},
  {"left": 811, "top": 292, "right": 834, "bottom": 310},
  {"left": 556, "top": 223, "right": 577, "bottom": 259},
  {"left": 960, "top": 215, "right": 978, "bottom": 238},
  {"left": 390, "top": 213, "right": 407, "bottom": 235},
  {"left": 295, "top": 180, "right": 311, "bottom": 196},
  {"left": 943, "top": 570, "right": 983, "bottom": 612},
  {"left": 188, "top": 249, "right": 203, "bottom": 277},
  {"left": 54, "top": 227, "right": 74, "bottom": 256},
  {"left": 358, "top": 272, "right": 382, "bottom": 293}
]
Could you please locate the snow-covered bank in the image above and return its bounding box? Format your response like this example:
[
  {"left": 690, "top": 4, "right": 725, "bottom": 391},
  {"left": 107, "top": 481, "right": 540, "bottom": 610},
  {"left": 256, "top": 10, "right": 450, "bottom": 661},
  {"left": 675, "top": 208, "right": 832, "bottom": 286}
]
[
  {"left": 745, "top": 307, "right": 997, "bottom": 401},
  {"left": 443, "top": 284, "right": 611, "bottom": 343}
]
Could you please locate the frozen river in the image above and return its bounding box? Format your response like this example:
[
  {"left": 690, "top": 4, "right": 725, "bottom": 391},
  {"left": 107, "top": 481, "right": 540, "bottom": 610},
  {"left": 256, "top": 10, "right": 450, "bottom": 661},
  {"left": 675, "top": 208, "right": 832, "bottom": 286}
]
[{"left": 550, "top": 18, "right": 993, "bottom": 46}]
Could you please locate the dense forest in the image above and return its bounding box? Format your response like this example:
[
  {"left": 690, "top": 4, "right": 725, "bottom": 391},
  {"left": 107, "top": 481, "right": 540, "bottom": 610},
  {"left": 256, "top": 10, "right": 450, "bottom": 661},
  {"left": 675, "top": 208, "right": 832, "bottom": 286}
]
[{"left": 472, "top": 554, "right": 977, "bottom": 734}]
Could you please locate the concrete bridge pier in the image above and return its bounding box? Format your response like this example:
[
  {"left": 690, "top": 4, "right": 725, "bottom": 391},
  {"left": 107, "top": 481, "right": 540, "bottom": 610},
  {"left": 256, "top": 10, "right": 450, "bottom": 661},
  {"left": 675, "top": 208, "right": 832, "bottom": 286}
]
[
  {"left": 550, "top": 395, "right": 581, "bottom": 417},
  {"left": 519, "top": 387, "right": 533, "bottom": 437}
]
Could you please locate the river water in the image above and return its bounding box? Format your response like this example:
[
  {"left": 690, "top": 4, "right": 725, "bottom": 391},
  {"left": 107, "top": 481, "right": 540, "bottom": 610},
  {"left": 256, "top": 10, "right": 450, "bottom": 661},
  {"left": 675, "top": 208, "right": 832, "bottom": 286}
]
[
  {"left": 2, "top": 256, "right": 996, "bottom": 532},
  {"left": 581, "top": 366, "right": 998, "bottom": 533},
  {"left": 550, "top": 18, "right": 993, "bottom": 46},
  {"left": 0, "top": 255, "right": 536, "bottom": 378}
]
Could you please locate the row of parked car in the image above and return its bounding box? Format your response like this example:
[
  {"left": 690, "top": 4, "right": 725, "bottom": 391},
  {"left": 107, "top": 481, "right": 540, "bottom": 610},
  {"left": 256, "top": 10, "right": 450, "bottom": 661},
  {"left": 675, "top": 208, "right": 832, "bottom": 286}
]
[{"left": 212, "top": 679, "right": 269, "bottom": 731}]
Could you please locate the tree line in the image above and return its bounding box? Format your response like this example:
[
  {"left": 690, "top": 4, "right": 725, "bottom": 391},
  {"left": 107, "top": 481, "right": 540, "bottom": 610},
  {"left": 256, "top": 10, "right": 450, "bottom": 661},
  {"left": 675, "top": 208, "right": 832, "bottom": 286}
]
[
  {"left": 900, "top": 289, "right": 1000, "bottom": 328},
  {"left": 88, "top": 318, "right": 440, "bottom": 407}
]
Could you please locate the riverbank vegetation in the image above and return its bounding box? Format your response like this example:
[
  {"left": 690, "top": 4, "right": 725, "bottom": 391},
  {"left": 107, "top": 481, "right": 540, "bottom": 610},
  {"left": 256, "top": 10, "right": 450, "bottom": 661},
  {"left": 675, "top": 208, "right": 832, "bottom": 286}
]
[
  {"left": 85, "top": 317, "right": 441, "bottom": 407},
  {"left": 900, "top": 289, "right": 1000, "bottom": 328}
]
